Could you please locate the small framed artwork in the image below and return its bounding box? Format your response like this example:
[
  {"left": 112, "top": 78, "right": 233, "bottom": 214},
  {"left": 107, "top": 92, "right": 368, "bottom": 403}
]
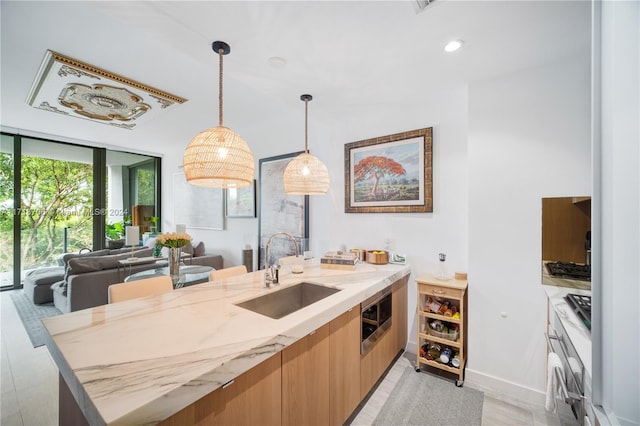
[
  {"left": 344, "top": 127, "right": 433, "bottom": 213},
  {"left": 226, "top": 179, "right": 257, "bottom": 218},
  {"left": 258, "top": 152, "right": 309, "bottom": 269}
]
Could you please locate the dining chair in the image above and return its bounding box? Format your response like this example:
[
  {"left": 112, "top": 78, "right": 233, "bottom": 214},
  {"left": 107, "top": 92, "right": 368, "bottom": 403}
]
[
  {"left": 108, "top": 275, "right": 173, "bottom": 303},
  {"left": 209, "top": 265, "right": 248, "bottom": 282}
]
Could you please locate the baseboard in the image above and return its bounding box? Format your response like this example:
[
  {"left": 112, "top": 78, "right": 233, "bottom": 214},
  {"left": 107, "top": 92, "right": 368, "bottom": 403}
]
[
  {"left": 406, "top": 340, "right": 546, "bottom": 409},
  {"left": 463, "top": 368, "right": 546, "bottom": 408}
]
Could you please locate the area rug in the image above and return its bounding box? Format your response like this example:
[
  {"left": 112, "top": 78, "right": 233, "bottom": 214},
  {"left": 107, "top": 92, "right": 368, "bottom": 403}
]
[
  {"left": 373, "top": 367, "right": 484, "bottom": 426},
  {"left": 10, "top": 290, "right": 62, "bottom": 348}
]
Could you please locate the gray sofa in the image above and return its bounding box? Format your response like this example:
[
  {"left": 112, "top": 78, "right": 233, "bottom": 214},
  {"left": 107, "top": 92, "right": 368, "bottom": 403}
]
[
  {"left": 50, "top": 244, "right": 223, "bottom": 313},
  {"left": 23, "top": 248, "right": 132, "bottom": 304}
]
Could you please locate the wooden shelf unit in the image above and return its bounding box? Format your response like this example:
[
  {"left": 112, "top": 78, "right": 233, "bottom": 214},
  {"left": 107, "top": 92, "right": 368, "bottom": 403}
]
[{"left": 415, "top": 274, "right": 468, "bottom": 386}]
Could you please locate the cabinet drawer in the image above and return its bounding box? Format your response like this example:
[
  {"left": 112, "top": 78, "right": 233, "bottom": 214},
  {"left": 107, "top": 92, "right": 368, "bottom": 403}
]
[{"left": 418, "top": 283, "right": 463, "bottom": 300}]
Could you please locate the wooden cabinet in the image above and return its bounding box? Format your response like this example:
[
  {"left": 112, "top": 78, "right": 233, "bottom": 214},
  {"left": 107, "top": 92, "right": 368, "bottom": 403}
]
[
  {"left": 282, "top": 323, "right": 330, "bottom": 426},
  {"left": 161, "top": 278, "right": 409, "bottom": 425},
  {"left": 329, "top": 307, "right": 360, "bottom": 426},
  {"left": 160, "top": 352, "right": 282, "bottom": 425},
  {"left": 132, "top": 204, "right": 155, "bottom": 233},
  {"left": 415, "top": 274, "right": 468, "bottom": 387},
  {"left": 393, "top": 276, "right": 409, "bottom": 352},
  {"left": 360, "top": 277, "right": 409, "bottom": 399}
]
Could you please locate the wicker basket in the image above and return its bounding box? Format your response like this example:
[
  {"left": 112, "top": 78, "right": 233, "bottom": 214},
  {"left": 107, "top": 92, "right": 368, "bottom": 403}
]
[
  {"left": 366, "top": 250, "right": 389, "bottom": 264},
  {"left": 427, "top": 327, "right": 459, "bottom": 342}
]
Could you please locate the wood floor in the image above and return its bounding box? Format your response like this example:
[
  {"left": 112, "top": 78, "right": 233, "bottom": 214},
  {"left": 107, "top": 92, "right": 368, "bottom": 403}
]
[{"left": 1, "top": 289, "right": 576, "bottom": 426}]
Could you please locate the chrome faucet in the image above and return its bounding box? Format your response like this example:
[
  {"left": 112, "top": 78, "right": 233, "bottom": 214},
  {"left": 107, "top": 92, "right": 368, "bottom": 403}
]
[{"left": 264, "top": 232, "right": 300, "bottom": 287}]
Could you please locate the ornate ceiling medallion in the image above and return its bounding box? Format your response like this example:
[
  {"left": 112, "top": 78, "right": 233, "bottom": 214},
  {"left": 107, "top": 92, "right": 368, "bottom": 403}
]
[{"left": 27, "top": 50, "right": 187, "bottom": 129}]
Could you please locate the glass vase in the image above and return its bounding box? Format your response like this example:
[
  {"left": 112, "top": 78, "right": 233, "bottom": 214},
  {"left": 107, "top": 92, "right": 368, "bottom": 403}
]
[{"left": 168, "top": 247, "right": 181, "bottom": 287}]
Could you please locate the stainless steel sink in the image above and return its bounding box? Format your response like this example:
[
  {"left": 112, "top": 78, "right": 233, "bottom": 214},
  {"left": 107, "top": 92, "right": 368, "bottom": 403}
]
[{"left": 234, "top": 282, "right": 341, "bottom": 319}]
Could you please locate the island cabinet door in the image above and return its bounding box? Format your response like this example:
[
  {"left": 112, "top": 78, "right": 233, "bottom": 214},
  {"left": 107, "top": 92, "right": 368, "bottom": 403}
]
[
  {"left": 393, "top": 276, "right": 409, "bottom": 351},
  {"left": 160, "top": 352, "right": 282, "bottom": 426},
  {"left": 282, "top": 323, "right": 330, "bottom": 426},
  {"left": 329, "top": 306, "right": 361, "bottom": 426}
]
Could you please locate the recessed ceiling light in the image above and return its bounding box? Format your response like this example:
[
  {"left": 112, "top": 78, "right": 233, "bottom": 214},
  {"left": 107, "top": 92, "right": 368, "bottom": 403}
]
[
  {"left": 268, "top": 56, "right": 287, "bottom": 68},
  {"left": 444, "top": 40, "right": 463, "bottom": 53}
]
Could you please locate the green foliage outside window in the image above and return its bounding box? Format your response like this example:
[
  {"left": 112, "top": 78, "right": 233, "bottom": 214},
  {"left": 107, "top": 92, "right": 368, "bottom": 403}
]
[{"left": 0, "top": 155, "right": 93, "bottom": 271}]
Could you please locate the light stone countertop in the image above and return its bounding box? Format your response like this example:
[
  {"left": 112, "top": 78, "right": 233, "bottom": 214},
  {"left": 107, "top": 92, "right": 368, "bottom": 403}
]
[{"left": 43, "top": 259, "right": 411, "bottom": 426}]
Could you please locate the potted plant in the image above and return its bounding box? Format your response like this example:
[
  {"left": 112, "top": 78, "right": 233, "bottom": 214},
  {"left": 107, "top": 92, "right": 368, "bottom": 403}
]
[
  {"left": 105, "top": 222, "right": 124, "bottom": 249},
  {"left": 105, "top": 216, "right": 131, "bottom": 249},
  {"left": 150, "top": 216, "right": 159, "bottom": 234}
]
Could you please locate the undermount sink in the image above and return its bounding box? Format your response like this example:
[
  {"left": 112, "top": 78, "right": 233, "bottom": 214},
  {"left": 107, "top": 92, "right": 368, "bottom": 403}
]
[{"left": 234, "top": 282, "right": 341, "bottom": 319}]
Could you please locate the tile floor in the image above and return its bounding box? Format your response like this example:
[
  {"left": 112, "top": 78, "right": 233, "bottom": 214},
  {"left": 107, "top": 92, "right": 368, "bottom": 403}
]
[{"left": 1, "top": 289, "right": 577, "bottom": 425}]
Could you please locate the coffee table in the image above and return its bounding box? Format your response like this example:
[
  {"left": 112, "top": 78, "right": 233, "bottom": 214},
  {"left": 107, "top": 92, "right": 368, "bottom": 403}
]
[{"left": 124, "top": 265, "right": 214, "bottom": 288}]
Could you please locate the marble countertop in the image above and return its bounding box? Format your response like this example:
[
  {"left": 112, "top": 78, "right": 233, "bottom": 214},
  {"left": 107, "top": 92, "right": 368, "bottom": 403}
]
[
  {"left": 543, "top": 284, "right": 592, "bottom": 379},
  {"left": 43, "top": 260, "right": 411, "bottom": 425}
]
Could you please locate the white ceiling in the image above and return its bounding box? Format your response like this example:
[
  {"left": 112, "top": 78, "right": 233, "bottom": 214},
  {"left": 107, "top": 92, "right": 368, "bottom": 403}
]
[{"left": 0, "top": 1, "right": 591, "bottom": 155}]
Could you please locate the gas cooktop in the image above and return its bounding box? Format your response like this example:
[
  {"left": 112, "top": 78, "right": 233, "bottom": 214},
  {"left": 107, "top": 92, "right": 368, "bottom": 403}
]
[
  {"left": 565, "top": 293, "right": 591, "bottom": 330},
  {"left": 546, "top": 261, "right": 591, "bottom": 281}
]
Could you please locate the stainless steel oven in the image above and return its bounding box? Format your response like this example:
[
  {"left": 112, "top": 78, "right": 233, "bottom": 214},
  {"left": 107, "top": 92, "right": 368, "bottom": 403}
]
[
  {"left": 361, "top": 287, "right": 392, "bottom": 354},
  {"left": 546, "top": 310, "right": 587, "bottom": 425}
]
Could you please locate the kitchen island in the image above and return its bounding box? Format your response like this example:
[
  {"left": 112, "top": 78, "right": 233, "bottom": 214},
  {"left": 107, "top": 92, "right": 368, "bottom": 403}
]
[{"left": 43, "top": 259, "right": 410, "bottom": 425}]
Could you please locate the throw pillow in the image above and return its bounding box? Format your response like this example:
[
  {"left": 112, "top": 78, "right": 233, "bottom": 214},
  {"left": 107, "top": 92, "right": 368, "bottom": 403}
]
[
  {"left": 181, "top": 243, "right": 194, "bottom": 256},
  {"left": 51, "top": 280, "right": 66, "bottom": 296},
  {"left": 194, "top": 241, "right": 205, "bottom": 257},
  {"left": 144, "top": 237, "right": 157, "bottom": 249}
]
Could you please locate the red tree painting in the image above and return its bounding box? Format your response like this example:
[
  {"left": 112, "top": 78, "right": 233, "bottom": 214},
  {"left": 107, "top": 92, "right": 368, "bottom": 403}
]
[{"left": 354, "top": 155, "right": 407, "bottom": 196}]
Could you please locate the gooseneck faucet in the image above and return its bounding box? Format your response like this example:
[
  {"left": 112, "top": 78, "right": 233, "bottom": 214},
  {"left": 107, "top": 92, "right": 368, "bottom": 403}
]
[{"left": 264, "top": 232, "right": 300, "bottom": 287}]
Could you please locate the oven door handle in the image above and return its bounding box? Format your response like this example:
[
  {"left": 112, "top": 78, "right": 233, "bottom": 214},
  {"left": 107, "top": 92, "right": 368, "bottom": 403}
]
[{"left": 544, "top": 333, "right": 585, "bottom": 405}]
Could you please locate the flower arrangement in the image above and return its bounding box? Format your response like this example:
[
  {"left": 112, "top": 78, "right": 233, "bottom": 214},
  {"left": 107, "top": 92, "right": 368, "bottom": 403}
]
[{"left": 156, "top": 232, "right": 192, "bottom": 248}]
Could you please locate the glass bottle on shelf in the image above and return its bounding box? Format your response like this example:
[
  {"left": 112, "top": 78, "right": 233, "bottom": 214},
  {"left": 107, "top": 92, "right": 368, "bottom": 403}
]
[{"left": 437, "top": 252, "right": 450, "bottom": 280}]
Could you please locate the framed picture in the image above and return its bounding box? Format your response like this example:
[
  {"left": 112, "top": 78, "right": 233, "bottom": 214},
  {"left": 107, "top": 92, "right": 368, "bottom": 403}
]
[
  {"left": 344, "top": 127, "right": 433, "bottom": 213},
  {"left": 225, "top": 179, "right": 257, "bottom": 218},
  {"left": 173, "top": 172, "right": 224, "bottom": 230},
  {"left": 258, "top": 152, "right": 309, "bottom": 269}
]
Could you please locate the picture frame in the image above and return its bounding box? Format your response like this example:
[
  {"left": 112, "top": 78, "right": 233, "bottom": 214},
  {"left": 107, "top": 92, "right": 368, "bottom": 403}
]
[
  {"left": 173, "top": 172, "right": 224, "bottom": 230},
  {"left": 344, "top": 127, "right": 433, "bottom": 213},
  {"left": 258, "top": 152, "right": 309, "bottom": 269},
  {"left": 225, "top": 179, "right": 257, "bottom": 218}
]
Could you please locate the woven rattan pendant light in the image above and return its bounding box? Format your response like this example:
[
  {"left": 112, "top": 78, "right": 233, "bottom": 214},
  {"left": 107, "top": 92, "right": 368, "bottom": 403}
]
[
  {"left": 183, "top": 41, "right": 254, "bottom": 188},
  {"left": 283, "top": 94, "right": 330, "bottom": 195}
]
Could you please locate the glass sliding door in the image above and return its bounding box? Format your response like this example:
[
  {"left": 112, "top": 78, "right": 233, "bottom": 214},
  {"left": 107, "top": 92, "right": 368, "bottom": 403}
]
[
  {"left": 20, "top": 138, "right": 94, "bottom": 277},
  {"left": 0, "top": 135, "right": 15, "bottom": 288},
  {"left": 105, "top": 151, "right": 160, "bottom": 248},
  {"left": 0, "top": 131, "right": 161, "bottom": 289}
]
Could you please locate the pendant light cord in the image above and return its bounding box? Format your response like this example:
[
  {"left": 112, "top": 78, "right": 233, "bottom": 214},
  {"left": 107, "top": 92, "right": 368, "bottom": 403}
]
[
  {"left": 304, "top": 98, "right": 309, "bottom": 153},
  {"left": 218, "top": 47, "right": 224, "bottom": 127}
]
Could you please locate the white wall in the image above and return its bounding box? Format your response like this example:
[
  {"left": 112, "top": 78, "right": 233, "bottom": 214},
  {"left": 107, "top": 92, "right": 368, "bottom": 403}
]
[
  {"left": 467, "top": 55, "right": 591, "bottom": 403},
  {"left": 159, "top": 48, "right": 592, "bottom": 409},
  {"left": 593, "top": 1, "right": 640, "bottom": 424}
]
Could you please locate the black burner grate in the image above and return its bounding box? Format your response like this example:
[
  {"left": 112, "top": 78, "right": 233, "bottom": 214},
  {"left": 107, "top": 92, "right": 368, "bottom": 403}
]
[
  {"left": 546, "top": 261, "right": 591, "bottom": 281},
  {"left": 565, "top": 293, "right": 591, "bottom": 330}
]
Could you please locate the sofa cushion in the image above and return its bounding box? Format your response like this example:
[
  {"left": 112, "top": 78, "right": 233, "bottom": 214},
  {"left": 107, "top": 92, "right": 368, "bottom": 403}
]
[
  {"left": 65, "top": 248, "right": 154, "bottom": 276},
  {"left": 23, "top": 266, "right": 65, "bottom": 304},
  {"left": 67, "top": 257, "right": 121, "bottom": 275},
  {"left": 193, "top": 241, "right": 205, "bottom": 257},
  {"left": 61, "top": 249, "right": 110, "bottom": 267},
  {"left": 25, "top": 266, "right": 65, "bottom": 284}
]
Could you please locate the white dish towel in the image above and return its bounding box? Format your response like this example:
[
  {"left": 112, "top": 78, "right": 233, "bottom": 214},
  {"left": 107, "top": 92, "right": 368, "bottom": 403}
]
[{"left": 545, "top": 352, "right": 567, "bottom": 412}]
